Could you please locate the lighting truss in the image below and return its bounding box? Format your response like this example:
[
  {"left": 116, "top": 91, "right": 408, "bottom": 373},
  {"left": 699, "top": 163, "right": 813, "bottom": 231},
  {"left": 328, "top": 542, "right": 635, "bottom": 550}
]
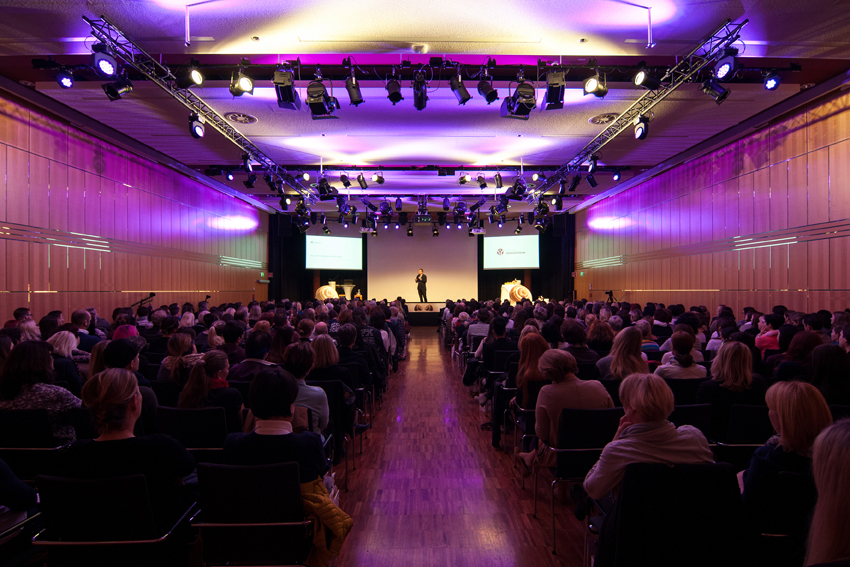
[
  {"left": 82, "top": 15, "right": 315, "bottom": 201},
  {"left": 526, "top": 18, "right": 748, "bottom": 204}
]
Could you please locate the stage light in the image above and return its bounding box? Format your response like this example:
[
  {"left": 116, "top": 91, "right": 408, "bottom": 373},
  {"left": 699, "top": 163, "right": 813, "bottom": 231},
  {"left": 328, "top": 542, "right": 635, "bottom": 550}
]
[
  {"left": 588, "top": 155, "right": 598, "bottom": 174},
  {"left": 407, "top": 224, "right": 413, "bottom": 237},
  {"left": 477, "top": 175, "right": 487, "bottom": 189},
  {"left": 477, "top": 77, "right": 499, "bottom": 104},
  {"left": 337, "top": 214, "right": 345, "bottom": 224},
  {"left": 567, "top": 175, "right": 582, "bottom": 192},
  {"left": 90, "top": 43, "right": 117, "bottom": 78},
  {"left": 534, "top": 215, "right": 547, "bottom": 231},
  {"left": 633, "top": 69, "right": 662, "bottom": 90},
  {"left": 310, "top": 212, "right": 318, "bottom": 225},
  {"left": 413, "top": 72, "right": 428, "bottom": 111},
  {"left": 494, "top": 172, "right": 503, "bottom": 189},
  {"left": 586, "top": 174, "right": 598, "bottom": 188},
  {"left": 498, "top": 216, "right": 504, "bottom": 228},
  {"left": 526, "top": 213, "right": 535, "bottom": 225},
  {"left": 634, "top": 115, "right": 649, "bottom": 140},
  {"left": 350, "top": 206, "right": 358, "bottom": 218},
  {"left": 345, "top": 73, "right": 365, "bottom": 106},
  {"left": 544, "top": 69, "right": 566, "bottom": 110},
  {"left": 395, "top": 197, "right": 403, "bottom": 211},
  {"left": 357, "top": 173, "right": 368, "bottom": 189},
  {"left": 188, "top": 113, "right": 205, "bottom": 138},
  {"left": 56, "top": 69, "right": 74, "bottom": 89},
  {"left": 764, "top": 71, "right": 780, "bottom": 91},
  {"left": 102, "top": 75, "right": 133, "bottom": 101},
  {"left": 701, "top": 77, "right": 730, "bottom": 105},
  {"left": 362, "top": 198, "right": 378, "bottom": 213},
  {"left": 384, "top": 221, "right": 389, "bottom": 230},
  {"left": 306, "top": 81, "right": 340, "bottom": 118},
  {"left": 505, "top": 177, "right": 527, "bottom": 200},
  {"left": 323, "top": 224, "right": 331, "bottom": 234},
  {"left": 372, "top": 173, "right": 385, "bottom": 184},
  {"left": 469, "top": 196, "right": 487, "bottom": 213},
  {"left": 501, "top": 82, "right": 536, "bottom": 119},
  {"left": 395, "top": 222, "right": 400, "bottom": 229},
  {"left": 612, "top": 170, "right": 621, "bottom": 181},
  {"left": 379, "top": 200, "right": 391, "bottom": 215},
  {"left": 301, "top": 172, "right": 310, "bottom": 181},
  {"left": 432, "top": 224, "right": 439, "bottom": 237},
  {"left": 449, "top": 73, "right": 472, "bottom": 105},
  {"left": 340, "top": 174, "right": 351, "bottom": 188},
  {"left": 715, "top": 48, "right": 738, "bottom": 80},
  {"left": 458, "top": 173, "right": 469, "bottom": 185},
  {"left": 243, "top": 174, "right": 256, "bottom": 189},
  {"left": 515, "top": 221, "right": 522, "bottom": 234},
  {"left": 229, "top": 71, "right": 254, "bottom": 96},
  {"left": 488, "top": 213, "right": 497, "bottom": 224},
  {"left": 532, "top": 172, "right": 547, "bottom": 182},
  {"left": 442, "top": 197, "right": 450, "bottom": 211},
  {"left": 176, "top": 64, "right": 204, "bottom": 89},
  {"left": 225, "top": 171, "right": 235, "bottom": 181},
  {"left": 386, "top": 78, "right": 403, "bottom": 105},
  {"left": 273, "top": 70, "right": 301, "bottom": 110},
  {"left": 583, "top": 73, "right": 608, "bottom": 98},
  {"left": 286, "top": 197, "right": 292, "bottom": 205}
]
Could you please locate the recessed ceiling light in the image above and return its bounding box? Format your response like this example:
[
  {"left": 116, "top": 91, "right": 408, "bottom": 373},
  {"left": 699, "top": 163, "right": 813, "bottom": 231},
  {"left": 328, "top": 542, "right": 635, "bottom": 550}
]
[{"left": 225, "top": 112, "right": 258, "bottom": 125}]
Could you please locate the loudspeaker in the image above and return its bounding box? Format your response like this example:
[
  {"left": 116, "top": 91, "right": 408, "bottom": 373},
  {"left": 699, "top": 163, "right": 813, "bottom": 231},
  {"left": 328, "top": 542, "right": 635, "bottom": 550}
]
[{"left": 552, "top": 213, "right": 567, "bottom": 236}]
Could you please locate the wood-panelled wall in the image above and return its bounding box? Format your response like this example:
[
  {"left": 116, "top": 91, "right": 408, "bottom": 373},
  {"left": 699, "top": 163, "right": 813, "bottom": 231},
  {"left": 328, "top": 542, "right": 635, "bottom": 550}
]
[
  {"left": 575, "top": 88, "right": 850, "bottom": 315},
  {"left": 0, "top": 93, "right": 269, "bottom": 322}
]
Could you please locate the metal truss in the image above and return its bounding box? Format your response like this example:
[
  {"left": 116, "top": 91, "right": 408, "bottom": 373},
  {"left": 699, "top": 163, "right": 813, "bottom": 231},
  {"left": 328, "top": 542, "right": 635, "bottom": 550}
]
[
  {"left": 526, "top": 18, "right": 749, "bottom": 204},
  {"left": 82, "top": 15, "right": 315, "bottom": 202}
]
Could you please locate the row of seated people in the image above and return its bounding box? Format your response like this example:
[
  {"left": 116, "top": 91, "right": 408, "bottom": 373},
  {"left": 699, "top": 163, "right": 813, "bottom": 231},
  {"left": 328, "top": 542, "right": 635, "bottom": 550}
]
[{"left": 443, "top": 298, "right": 850, "bottom": 567}]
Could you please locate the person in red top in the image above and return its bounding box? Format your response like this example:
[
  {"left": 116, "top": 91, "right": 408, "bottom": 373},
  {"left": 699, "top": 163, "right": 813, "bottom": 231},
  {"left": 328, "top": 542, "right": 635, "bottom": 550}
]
[{"left": 755, "top": 313, "right": 783, "bottom": 356}]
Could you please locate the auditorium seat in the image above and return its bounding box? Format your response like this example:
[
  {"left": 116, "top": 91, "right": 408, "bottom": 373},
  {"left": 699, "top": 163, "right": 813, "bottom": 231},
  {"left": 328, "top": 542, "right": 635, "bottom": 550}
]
[{"left": 156, "top": 407, "right": 228, "bottom": 449}]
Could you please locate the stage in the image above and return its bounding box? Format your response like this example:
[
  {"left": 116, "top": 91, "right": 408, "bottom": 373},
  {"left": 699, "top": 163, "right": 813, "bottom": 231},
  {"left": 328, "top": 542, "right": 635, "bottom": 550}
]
[{"left": 405, "top": 303, "right": 443, "bottom": 326}]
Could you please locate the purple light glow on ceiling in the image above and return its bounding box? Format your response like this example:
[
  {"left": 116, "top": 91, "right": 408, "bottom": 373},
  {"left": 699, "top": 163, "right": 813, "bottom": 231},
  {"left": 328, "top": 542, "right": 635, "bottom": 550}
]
[
  {"left": 207, "top": 215, "right": 260, "bottom": 231},
  {"left": 587, "top": 216, "right": 633, "bottom": 230}
]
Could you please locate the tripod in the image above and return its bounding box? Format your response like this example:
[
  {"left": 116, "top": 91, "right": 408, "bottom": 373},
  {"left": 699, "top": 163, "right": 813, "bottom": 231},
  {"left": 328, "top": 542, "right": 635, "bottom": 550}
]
[{"left": 605, "top": 291, "right": 618, "bottom": 305}]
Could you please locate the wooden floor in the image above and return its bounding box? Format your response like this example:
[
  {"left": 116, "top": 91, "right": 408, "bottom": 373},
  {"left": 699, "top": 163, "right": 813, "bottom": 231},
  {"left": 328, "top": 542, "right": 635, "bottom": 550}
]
[{"left": 334, "top": 327, "right": 585, "bottom": 567}]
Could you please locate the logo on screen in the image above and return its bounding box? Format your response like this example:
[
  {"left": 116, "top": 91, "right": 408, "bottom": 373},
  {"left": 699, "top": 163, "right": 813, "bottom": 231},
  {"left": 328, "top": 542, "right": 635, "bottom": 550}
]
[{"left": 497, "top": 249, "right": 504, "bottom": 256}]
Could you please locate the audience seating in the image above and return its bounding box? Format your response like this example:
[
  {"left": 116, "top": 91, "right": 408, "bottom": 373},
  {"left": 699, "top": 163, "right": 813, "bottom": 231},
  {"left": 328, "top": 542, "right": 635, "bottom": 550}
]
[
  {"left": 664, "top": 378, "right": 710, "bottom": 406},
  {"left": 645, "top": 351, "right": 664, "bottom": 362},
  {"left": 713, "top": 404, "right": 773, "bottom": 470},
  {"left": 71, "top": 407, "right": 98, "bottom": 440},
  {"left": 576, "top": 362, "right": 602, "bottom": 380},
  {"left": 156, "top": 407, "right": 228, "bottom": 449},
  {"left": 228, "top": 381, "right": 252, "bottom": 409},
  {"left": 599, "top": 380, "right": 622, "bottom": 407},
  {"left": 150, "top": 380, "right": 181, "bottom": 408},
  {"left": 668, "top": 404, "right": 713, "bottom": 439},
  {"left": 0, "top": 409, "right": 57, "bottom": 448},
  {"left": 757, "top": 471, "right": 818, "bottom": 567}
]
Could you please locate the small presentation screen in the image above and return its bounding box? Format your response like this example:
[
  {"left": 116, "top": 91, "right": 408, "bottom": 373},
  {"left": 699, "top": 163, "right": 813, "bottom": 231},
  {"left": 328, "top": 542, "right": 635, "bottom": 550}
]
[
  {"left": 483, "top": 234, "right": 539, "bottom": 270},
  {"left": 305, "top": 235, "right": 362, "bottom": 270}
]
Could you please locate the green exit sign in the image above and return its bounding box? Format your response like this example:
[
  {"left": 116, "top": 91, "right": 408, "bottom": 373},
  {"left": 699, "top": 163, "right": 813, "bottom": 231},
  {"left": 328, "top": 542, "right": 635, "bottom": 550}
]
[
  {"left": 580, "top": 271, "right": 585, "bottom": 277},
  {"left": 260, "top": 272, "right": 265, "bottom": 277}
]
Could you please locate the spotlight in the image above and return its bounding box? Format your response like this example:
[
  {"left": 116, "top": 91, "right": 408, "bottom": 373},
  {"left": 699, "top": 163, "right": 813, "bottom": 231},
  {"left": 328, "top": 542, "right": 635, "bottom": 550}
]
[
  {"left": 318, "top": 178, "right": 338, "bottom": 201},
  {"left": 612, "top": 170, "right": 621, "bottom": 182},
  {"left": 494, "top": 172, "right": 503, "bottom": 189},
  {"left": 532, "top": 172, "right": 547, "bottom": 182},
  {"left": 273, "top": 70, "right": 301, "bottom": 110},
  {"left": 437, "top": 212, "right": 447, "bottom": 226},
  {"left": 477, "top": 175, "right": 487, "bottom": 189},
  {"left": 188, "top": 113, "right": 205, "bottom": 139},
  {"left": 544, "top": 69, "right": 566, "bottom": 110},
  {"left": 505, "top": 177, "right": 527, "bottom": 200},
  {"left": 323, "top": 224, "right": 331, "bottom": 234},
  {"left": 362, "top": 198, "right": 378, "bottom": 213},
  {"left": 302, "top": 172, "right": 310, "bottom": 181},
  {"left": 553, "top": 195, "right": 563, "bottom": 211},
  {"left": 395, "top": 197, "right": 403, "bottom": 211},
  {"left": 229, "top": 71, "right": 254, "bottom": 96},
  {"left": 90, "top": 43, "right": 117, "bottom": 78},
  {"left": 395, "top": 222, "right": 400, "bottom": 230},
  {"left": 498, "top": 216, "right": 504, "bottom": 228},
  {"left": 357, "top": 173, "right": 368, "bottom": 189},
  {"left": 714, "top": 48, "right": 739, "bottom": 81},
  {"left": 469, "top": 196, "right": 487, "bottom": 213},
  {"left": 176, "top": 63, "right": 204, "bottom": 89},
  {"left": 386, "top": 78, "right": 403, "bottom": 105},
  {"left": 764, "top": 71, "right": 781, "bottom": 91},
  {"left": 340, "top": 174, "right": 351, "bottom": 188},
  {"left": 488, "top": 213, "right": 497, "bottom": 224},
  {"left": 241, "top": 154, "right": 253, "bottom": 173},
  {"left": 344, "top": 220, "right": 350, "bottom": 228},
  {"left": 243, "top": 174, "right": 256, "bottom": 189},
  {"left": 634, "top": 115, "right": 649, "bottom": 140},
  {"left": 534, "top": 215, "right": 548, "bottom": 232},
  {"left": 407, "top": 224, "right": 413, "bottom": 237},
  {"left": 286, "top": 197, "right": 292, "bottom": 205},
  {"left": 501, "top": 82, "right": 536, "bottom": 119},
  {"left": 338, "top": 214, "right": 345, "bottom": 224},
  {"left": 701, "top": 78, "right": 730, "bottom": 105},
  {"left": 567, "top": 175, "right": 581, "bottom": 192},
  {"left": 310, "top": 212, "right": 318, "bottom": 225},
  {"left": 477, "top": 77, "right": 499, "bottom": 104},
  {"left": 587, "top": 155, "right": 598, "bottom": 174},
  {"left": 432, "top": 224, "right": 439, "bottom": 237},
  {"left": 279, "top": 196, "right": 288, "bottom": 211},
  {"left": 583, "top": 73, "right": 608, "bottom": 98},
  {"left": 306, "top": 81, "right": 340, "bottom": 118},
  {"left": 515, "top": 221, "right": 523, "bottom": 234},
  {"left": 345, "top": 73, "right": 365, "bottom": 106},
  {"left": 586, "top": 174, "right": 598, "bottom": 188},
  {"left": 56, "top": 69, "right": 74, "bottom": 89},
  {"left": 225, "top": 171, "right": 235, "bottom": 181},
  {"left": 449, "top": 73, "right": 472, "bottom": 105},
  {"left": 102, "top": 75, "right": 133, "bottom": 101},
  {"left": 633, "top": 69, "right": 662, "bottom": 90},
  {"left": 413, "top": 72, "right": 428, "bottom": 111},
  {"left": 383, "top": 221, "right": 389, "bottom": 230},
  {"left": 371, "top": 173, "right": 385, "bottom": 184}
]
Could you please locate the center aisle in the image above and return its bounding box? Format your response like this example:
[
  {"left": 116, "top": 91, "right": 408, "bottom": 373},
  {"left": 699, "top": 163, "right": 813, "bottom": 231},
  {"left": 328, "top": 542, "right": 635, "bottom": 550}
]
[{"left": 335, "top": 327, "right": 584, "bottom": 567}]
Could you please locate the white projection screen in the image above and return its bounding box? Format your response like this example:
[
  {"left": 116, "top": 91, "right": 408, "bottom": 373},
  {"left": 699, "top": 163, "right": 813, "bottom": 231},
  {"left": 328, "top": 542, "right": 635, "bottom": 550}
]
[
  {"left": 305, "top": 235, "right": 363, "bottom": 270},
  {"left": 367, "top": 227, "right": 478, "bottom": 302},
  {"left": 482, "top": 234, "right": 540, "bottom": 269}
]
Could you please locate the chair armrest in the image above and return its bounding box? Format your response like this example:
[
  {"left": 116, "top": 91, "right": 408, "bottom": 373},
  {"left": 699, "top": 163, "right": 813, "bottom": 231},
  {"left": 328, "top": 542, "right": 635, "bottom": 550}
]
[
  {"left": 538, "top": 438, "right": 608, "bottom": 453},
  {"left": 0, "top": 512, "right": 41, "bottom": 542}
]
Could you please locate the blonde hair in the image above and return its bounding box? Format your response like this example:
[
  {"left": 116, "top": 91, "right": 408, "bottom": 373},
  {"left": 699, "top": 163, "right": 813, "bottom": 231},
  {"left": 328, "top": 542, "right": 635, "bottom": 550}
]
[
  {"left": 805, "top": 420, "right": 850, "bottom": 566},
  {"left": 519, "top": 325, "right": 540, "bottom": 340},
  {"left": 249, "top": 305, "right": 262, "bottom": 320},
  {"left": 253, "top": 320, "right": 271, "bottom": 335},
  {"left": 619, "top": 373, "right": 675, "bottom": 422},
  {"left": 766, "top": 381, "right": 832, "bottom": 455},
  {"left": 538, "top": 348, "right": 576, "bottom": 384},
  {"left": 19, "top": 320, "right": 41, "bottom": 341},
  {"left": 81, "top": 369, "right": 137, "bottom": 433},
  {"left": 208, "top": 321, "right": 225, "bottom": 348},
  {"left": 311, "top": 334, "right": 339, "bottom": 369},
  {"left": 89, "top": 340, "right": 111, "bottom": 376},
  {"left": 711, "top": 341, "right": 752, "bottom": 392},
  {"left": 179, "top": 312, "right": 195, "bottom": 328},
  {"left": 610, "top": 327, "right": 648, "bottom": 381},
  {"left": 165, "top": 333, "right": 194, "bottom": 383},
  {"left": 47, "top": 330, "right": 77, "bottom": 358}
]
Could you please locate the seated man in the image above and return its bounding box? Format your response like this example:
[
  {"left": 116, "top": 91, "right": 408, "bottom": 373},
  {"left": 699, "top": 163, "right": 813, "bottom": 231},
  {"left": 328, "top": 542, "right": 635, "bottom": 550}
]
[
  {"left": 71, "top": 309, "right": 102, "bottom": 353},
  {"left": 227, "top": 331, "right": 275, "bottom": 382}
]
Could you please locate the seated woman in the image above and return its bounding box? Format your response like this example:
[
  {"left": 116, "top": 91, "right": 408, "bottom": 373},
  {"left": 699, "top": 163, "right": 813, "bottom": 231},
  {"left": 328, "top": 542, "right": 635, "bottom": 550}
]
[
  {"left": 596, "top": 327, "right": 649, "bottom": 381},
  {"left": 62, "top": 369, "right": 195, "bottom": 531},
  {"left": 46, "top": 330, "right": 83, "bottom": 396},
  {"left": 308, "top": 335, "right": 357, "bottom": 390},
  {"left": 178, "top": 350, "right": 244, "bottom": 433},
  {"left": 0, "top": 340, "right": 81, "bottom": 443},
  {"left": 515, "top": 333, "right": 550, "bottom": 410},
  {"left": 775, "top": 331, "right": 823, "bottom": 381},
  {"left": 586, "top": 321, "right": 615, "bottom": 357},
  {"left": 804, "top": 420, "right": 850, "bottom": 567},
  {"left": 583, "top": 373, "right": 714, "bottom": 500},
  {"left": 654, "top": 332, "right": 707, "bottom": 380},
  {"left": 282, "top": 342, "right": 330, "bottom": 434},
  {"left": 157, "top": 333, "right": 202, "bottom": 387},
  {"left": 635, "top": 320, "right": 660, "bottom": 352},
  {"left": 519, "top": 350, "right": 613, "bottom": 472},
  {"left": 741, "top": 381, "right": 832, "bottom": 532},
  {"left": 560, "top": 320, "right": 599, "bottom": 365},
  {"left": 696, "top": 341, "right": 769, "bottom": 442},
  {"left": 811, "top": 344, "right": 850, "bottom": 406},
  {"left": 223, "top": 365, "right": 328, "bottom": 484}
]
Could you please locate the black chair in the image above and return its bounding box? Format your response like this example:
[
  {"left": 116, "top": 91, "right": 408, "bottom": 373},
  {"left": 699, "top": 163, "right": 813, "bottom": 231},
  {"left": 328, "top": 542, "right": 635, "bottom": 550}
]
[
  {"left": 755, "top": 471, "right": 818, "bottom": 567},
  {"left": 144, "top": 363, "right": 160, "bottom": 384},
  {"left": 194, "top": 463, "right": 313, "bottom": 566},
  {"left": 536, "top": 407, "right": 625, "bottom": 555},
  {"left": 0, "top": 409, "right": 57, "bottom": 448},
  {"left": 156, "top": 407, "right": 227, "bottom": 449},
  {"left": 307, "top": 379, "right": 357, "bottom": 487},
  {"left": 714, "top": 404, "right": 773, "bottom": 470},
  {"left": 668, "top": 404, "right": 713, "bottom": 439},
  {"left": 645, "top": 351, "right": 664, "bottom": 362},
  {"left": 34, "top": 474, "right": 196, "bottom": 567},
  {"left": 663, "top": 377, "right": 709, "bottom": 406},
  {"left": 576, "top": 362, "right": 602, "bottom": 380},
  {"left": 150, "top": 380, "right": 181, "bottom": 408},
  {"left": 829, "top": 404, "right": 850, "bottom": 421},
  {"left": 600, "top": 380, "right": 622, "bottom": 407},
  {"left": 591, "top": 462, "right": 752, "bottom": 567},
  {"left": 696, "top": 361, "right": 712, "bottom": 376},
  {"left": 146, "top": 352, "right": 166, "bottom": 365}
]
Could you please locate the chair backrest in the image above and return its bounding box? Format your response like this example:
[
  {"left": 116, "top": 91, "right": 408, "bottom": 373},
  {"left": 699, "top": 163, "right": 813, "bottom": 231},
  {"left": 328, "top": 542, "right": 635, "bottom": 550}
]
[
  {"left": 556, "top": 407, "right": 625, "bottom": 480},
  {"left": 600, "top": 379, "right": 622, "bottom": 407},
  {"left": 576, "top": 362, "right": 602, "bottom": 381},
  {"left": 524, "top": 379, "right": 551, "bottom": 410},
  {"left": 829, "top": 404, "right": 850, "bottom": 421},
  {"left": 197, "top": 462, "right": 304, "bottom": 523},
  {"left": 470, "top": 334, "right": 485, "bottom": 353},
  {"left": 150, "top": 380, "right": 181, "bottom": 408},
  {"left": 156, "top": 406, "right": 227, "bottom": 448},
  {"left": 668, "top": 404, "right": 713, "bottom": 439},
  {"left": 37, "top": 474, "right": 157, "bottom": 541},
  {"left": 292, "top": 405, "right": 313, "bottom": 434},
  {"left": 663, "top": 377, "right": 710, "bottom": 406},
  {"left": 595, "top": 462, "right": 750, "bottom": 567},
  {"left": 507, "top": 361, "right": 519, "bottom": 384},
  {"left": 229, "top": 381, "right": 252, "bottom": 409},
  {"left": 493, "top": 350, "right": 515, "bottom": 373},
  {"left": 726, "top": 404, "right": 774, "bottom": 444},
  {"left": 0, "top": 409, "right": 57, "bottom": 447},
  {"left": 645, "top": 350, "right": 664, "bottom": 362},
  {"left": 770, "top": 471, "right": 817, "bottom": 537}
]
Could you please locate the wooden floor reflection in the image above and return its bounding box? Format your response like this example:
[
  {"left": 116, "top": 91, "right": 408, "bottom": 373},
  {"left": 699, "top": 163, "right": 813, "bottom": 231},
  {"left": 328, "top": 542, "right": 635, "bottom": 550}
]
[{"left": 334, "top": 327, "right": 584, "bottom": 567}]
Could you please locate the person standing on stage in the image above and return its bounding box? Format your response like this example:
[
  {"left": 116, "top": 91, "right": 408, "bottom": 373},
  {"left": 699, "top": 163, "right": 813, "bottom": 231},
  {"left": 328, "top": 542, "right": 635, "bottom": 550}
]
[{"left": 415, "top": 269, "right": 428, "bottom": 303}]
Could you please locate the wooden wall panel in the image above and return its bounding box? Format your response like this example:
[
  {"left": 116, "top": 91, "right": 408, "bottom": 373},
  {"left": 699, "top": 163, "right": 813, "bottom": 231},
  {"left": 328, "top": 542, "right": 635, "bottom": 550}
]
[
  {"left": 29, "top": 155, "right": 49, "bottom": 229},
  {"left": 6, "top": 147, "right": 28, "bottom": 224}
]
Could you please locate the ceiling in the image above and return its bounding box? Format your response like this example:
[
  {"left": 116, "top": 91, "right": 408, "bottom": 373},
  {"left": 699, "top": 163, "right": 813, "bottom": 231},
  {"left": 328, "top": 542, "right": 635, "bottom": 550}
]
[{"left": 1, "top": 0, "right": 850, "bottom": 216}]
